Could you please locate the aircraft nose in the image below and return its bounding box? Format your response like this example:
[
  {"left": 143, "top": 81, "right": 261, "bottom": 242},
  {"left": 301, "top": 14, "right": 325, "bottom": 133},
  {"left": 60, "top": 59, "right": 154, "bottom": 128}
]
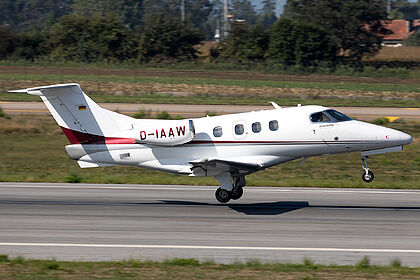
[
  {"left": 380, "top": 126, "right": 412, "bottom": 146},
  {"left": 399, "top": 131, "right": 413, "bottom": 146}
]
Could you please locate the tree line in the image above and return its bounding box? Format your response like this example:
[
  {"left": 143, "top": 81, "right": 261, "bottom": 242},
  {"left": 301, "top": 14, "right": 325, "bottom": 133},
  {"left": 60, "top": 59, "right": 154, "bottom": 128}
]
[
  {"left": 0, "top": 13, "right": 205, "bottom": 62},
  {"left": 0, "top": 0, "right": 418, "bottom": 67},
  {"left": 0, "top": 0, "right": 271, "bottom": 39}
]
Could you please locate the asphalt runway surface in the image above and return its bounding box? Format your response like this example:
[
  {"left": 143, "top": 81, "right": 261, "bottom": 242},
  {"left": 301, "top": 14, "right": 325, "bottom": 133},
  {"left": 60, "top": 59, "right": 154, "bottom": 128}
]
[
  {"left": 1, "top": 183, "right": 420, "bottom": 266},
  {"left": 1, "top": 101, "right": 419, "bottom": 121}
]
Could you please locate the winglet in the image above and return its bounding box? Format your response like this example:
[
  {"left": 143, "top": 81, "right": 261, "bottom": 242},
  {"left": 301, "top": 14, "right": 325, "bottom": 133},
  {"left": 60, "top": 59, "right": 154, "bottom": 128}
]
[{"left": 270, "top": 102, "right": 281, "bottom": 109}]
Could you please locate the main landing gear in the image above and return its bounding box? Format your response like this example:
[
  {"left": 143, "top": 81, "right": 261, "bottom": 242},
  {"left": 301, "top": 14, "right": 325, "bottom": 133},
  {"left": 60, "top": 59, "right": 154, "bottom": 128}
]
[
  {"left": 214, "top": 173, "right": 246, "bottom": 203},
  {"left": 215, "top": 187, "right": 231, "bottom": 203},
  {"left": 361, "top": 156, "right": 374, "bottom": 183}
]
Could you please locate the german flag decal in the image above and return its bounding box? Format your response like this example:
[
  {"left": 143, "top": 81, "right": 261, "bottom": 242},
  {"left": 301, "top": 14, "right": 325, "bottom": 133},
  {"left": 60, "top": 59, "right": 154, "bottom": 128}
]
[{"left": 78, "top": 105, "right": 87, "bottom": 111}]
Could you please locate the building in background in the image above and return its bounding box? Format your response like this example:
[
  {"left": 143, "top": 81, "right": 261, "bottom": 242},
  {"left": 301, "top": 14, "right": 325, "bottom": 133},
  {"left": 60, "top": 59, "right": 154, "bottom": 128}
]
[{"left": 382, "top": 19, "right": 420, "bottom": 46}]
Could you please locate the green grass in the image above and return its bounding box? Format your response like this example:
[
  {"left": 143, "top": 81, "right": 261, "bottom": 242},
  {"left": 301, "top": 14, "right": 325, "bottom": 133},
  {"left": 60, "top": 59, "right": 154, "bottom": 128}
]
[
  {"left": 1, "top": 59, "right": 420, "bottom": 79},
  {"left": 1, "top": 72, "right": 420, "bottom": 93},
  {"left": 1, "top": 64, "right": 419, "bottom": 107},
  {"left": 1, "top": 115, "right": 419, "bottom": 188},
  {"left": 1, "top": 92, "right": 420, "bottom": 108},
  {"left": 1, "top": 256, "right": 420, "bottom": 279}
]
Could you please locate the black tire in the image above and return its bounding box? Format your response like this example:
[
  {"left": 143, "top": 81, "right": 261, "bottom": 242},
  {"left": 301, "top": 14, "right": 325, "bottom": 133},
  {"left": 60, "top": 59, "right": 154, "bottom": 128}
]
[
  {"left": 215, "top": 187, "right": 231, "bottom": 203},
  {"left": 362, "top": 170, "right": 374, "bottom": 183},
  {"left": 230, "top": 186, "right": 243, "bottom": 200}
]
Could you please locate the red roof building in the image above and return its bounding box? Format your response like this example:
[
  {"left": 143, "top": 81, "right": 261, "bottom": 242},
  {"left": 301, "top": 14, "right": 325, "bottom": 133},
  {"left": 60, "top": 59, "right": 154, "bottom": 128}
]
[{"left": 382, "top": 19, "right": 418, "bottom": 46}]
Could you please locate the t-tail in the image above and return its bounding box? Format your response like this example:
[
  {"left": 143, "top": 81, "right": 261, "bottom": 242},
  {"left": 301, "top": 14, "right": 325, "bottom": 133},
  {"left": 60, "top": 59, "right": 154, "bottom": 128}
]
[
  {"left": 9, "top": 83, "right": 136, "bottom": 145},
  {"left": 9, "top": 83, "right": 196, "bottom": 169}
]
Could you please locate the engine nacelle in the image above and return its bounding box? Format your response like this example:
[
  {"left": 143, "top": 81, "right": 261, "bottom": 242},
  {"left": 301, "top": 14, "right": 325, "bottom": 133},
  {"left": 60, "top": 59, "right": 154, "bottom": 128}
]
[{"left": 135, "top": 119, "right": 195, "bottom": 146}]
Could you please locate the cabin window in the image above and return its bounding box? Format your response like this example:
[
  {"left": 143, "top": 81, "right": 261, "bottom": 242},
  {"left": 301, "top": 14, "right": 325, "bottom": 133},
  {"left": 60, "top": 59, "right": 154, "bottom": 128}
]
[
  {"left": 252, "top": 122, "right": 261, "bottom": 133},
  {"left": 235, "top": 124, "right": 244, "bottom": 135},
  {"left": 310, "top": 112, "right": 331, "bottom": 123},
  {"left": 269, "top": 120, "right": 278, "bottom": 131},
  {"left": 213, "top": 126, "right": 223, "bottom": 137}
]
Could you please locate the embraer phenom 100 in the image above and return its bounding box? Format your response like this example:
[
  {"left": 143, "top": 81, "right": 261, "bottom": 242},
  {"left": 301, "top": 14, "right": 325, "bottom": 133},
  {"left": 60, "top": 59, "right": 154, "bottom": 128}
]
[{"left": 11, "top": 84, "right": 412, "bottom": 203}]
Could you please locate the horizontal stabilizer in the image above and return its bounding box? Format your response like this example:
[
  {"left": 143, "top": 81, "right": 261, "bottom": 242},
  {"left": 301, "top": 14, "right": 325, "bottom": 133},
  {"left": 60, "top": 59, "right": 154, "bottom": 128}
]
[{"left": 9, "top": 83, "right": 81, "bottom": 96}]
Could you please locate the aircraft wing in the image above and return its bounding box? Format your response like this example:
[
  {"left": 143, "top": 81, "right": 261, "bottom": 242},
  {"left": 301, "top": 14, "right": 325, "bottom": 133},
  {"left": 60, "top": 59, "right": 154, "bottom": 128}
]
[{"left": 189, "top": 158, "right": 264, "bottom": 177}]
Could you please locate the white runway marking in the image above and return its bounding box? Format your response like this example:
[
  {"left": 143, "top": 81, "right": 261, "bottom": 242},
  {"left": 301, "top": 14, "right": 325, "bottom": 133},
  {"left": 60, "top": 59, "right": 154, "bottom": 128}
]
[
  {"left": 1, "top": 183, "right": 420, "bottom": 195},
  {"left": 1, "top": 242, "right": 420, "bottom": 253}
]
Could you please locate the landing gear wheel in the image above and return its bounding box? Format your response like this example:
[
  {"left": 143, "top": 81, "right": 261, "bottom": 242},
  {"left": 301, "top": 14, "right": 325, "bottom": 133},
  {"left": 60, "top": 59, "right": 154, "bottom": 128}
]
[
  {"left": 362, "top": 170, "right": 374, "bottom": 183},
  {"left": 361, "top": 156, "right": 375, "bottom": 183},
  {"left": 215, "top": 187, "right": 231, "bottom": 203},
  {"left": 230, "top": 186, "right": 243, "bottom": 200}
]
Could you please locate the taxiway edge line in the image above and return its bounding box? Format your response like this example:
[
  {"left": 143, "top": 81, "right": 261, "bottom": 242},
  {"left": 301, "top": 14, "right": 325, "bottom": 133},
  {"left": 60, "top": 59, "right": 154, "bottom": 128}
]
[{"left": 1, "top": 243, "right": 420, "bottom": 254}]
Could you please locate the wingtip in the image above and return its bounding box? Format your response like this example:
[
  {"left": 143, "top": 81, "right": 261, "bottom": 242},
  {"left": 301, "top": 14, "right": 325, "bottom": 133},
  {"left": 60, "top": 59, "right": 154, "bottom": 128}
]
[
  {"left": 8, "top": 89, "right": 28, "bottom": 93},
  {"left": 270, "top": 102, "right": 281, "bottom": 109}
]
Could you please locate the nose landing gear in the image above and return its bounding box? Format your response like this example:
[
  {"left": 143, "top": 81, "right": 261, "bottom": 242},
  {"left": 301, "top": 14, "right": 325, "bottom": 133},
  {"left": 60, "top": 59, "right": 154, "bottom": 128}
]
[{"left": 361, "top": 156, "right": 374, "bottom": 183}]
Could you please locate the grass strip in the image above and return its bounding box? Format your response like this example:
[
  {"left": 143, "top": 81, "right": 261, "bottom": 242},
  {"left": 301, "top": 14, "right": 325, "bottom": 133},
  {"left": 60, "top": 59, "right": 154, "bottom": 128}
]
[
  {"left": 1, "top": 115, "right": 419, "bottom": 188},
  {"left": 1, "top": 59, "right": 420, "bottom": 78},
  {"left": 0, "top": 255, "right": 420, "bottom": 280},
  {"left": 1, "top": 73, "right": 420, "bottom": 93},
  {"left": 1, "top": 92, "right": 420, "bottom": 108}
]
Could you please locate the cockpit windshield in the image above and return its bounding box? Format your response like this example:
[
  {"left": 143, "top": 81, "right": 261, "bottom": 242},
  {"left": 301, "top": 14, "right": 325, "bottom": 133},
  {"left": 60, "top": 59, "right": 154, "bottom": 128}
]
[
  {"left": 326, "top": 109, "right": 352, "bottom": 121},
  {"left": 310, "top": 109, "right": 352, "bottom": 123}
]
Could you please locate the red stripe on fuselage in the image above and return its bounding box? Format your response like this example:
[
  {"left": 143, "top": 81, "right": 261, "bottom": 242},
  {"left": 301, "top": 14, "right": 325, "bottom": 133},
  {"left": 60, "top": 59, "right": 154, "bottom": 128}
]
[
  {"left": 189, "top": 140, "right": 366, "bottom": 144},
  {"left": 60, "top": 127, "right": 135, "bottom": 145},
  {"left": 59, "top": 127, "right": 369, "bottom": 146}
]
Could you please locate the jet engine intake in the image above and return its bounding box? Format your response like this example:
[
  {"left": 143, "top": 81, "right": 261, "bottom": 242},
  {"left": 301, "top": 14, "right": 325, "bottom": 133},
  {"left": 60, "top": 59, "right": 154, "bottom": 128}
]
[{"left": 135, "top": 119, "right": 195, "bottom": 146}]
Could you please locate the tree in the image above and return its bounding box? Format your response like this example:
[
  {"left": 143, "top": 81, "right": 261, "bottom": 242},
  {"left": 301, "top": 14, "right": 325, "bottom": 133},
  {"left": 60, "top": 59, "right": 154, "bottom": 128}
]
[
  {"left": 231, "top": 0, "right": 257, "bottom": 25},
  {"left": 0, "top": 27, "right": 17, "bottom": 59},
  {"left": 186, "top": 0, "right": 214, "bottom": 37},
  {"left": 46, "top": 14, "right": 138, "bottom": 62},
  {"left": 284, "top": 0, "right": 389, "bottom": 61},
  {"left": 14, "top": 29, "right": 47, "bottom": 60},
  {"left": 268, "top": 19, "right": 295, "bottom": 65},
  {"left": 261, "top": 0, "right": 276, "bottom": 14},
  {"left": 269, "top": 19, "right": 337, "bottom": 67},
  {"left": 256, "top": 0, "right": 277, "bottom": 29},
  {"left": 140, "top": 0, "right": 214, "bottom": 38},
  {"left": 405, "top": 32, "right": 420, "bottom": 46},
  {"left": 0, "top": 26, "right": 46, "bottom": 60},
  {"left": 0, "top": 0, "right": 72, "bottom": 31},
  {"left": 214, "top": 22, "right": 270, "bottom": 61},
  {"left": 72, "top": 0, "right": 143, "bottom": 30},
  {"left": 292, "top": 23, "right": 337, "bottom": 67},
  {"left": 390, "top": 0, "right": 420, "bottom": 20},
  {"left": 141, "top": 0, "right": 180, "bottom": 23},
  {"left": 138, "top": 14, "right": 204, "bottom": 61}
]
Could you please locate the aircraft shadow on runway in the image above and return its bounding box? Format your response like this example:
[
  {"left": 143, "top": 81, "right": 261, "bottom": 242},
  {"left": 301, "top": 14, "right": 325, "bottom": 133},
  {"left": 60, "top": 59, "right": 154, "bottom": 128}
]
[
  {"left": 3, "top": 199, "right": 420, "bottom": 216},
  {"left": 159, "top": 200, "right": 310, "bottom": 215},
  {"left": 158, "top": 200, "right": 420, "bottom": 215}
]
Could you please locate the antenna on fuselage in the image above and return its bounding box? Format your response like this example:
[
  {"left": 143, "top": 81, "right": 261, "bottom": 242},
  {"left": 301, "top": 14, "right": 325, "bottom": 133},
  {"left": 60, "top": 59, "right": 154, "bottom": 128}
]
[{"left": 270, "top": 102, "right": 281, "bottom": 109}]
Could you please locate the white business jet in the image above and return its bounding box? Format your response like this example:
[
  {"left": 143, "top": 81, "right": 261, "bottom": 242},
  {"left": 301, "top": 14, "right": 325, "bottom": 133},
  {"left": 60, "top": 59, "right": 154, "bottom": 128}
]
[{"left": 11, "top": 83, "right": 412, "bottom": 203}]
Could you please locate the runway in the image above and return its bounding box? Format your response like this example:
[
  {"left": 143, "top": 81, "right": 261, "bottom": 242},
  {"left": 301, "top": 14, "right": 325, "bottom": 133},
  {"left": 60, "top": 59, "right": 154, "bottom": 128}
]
[
  {"left": 1, "top": 183, "right": 420, "bottom": 266},
  {"left": 1, "top": 101, "right": 419, "bottom": 120}
]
